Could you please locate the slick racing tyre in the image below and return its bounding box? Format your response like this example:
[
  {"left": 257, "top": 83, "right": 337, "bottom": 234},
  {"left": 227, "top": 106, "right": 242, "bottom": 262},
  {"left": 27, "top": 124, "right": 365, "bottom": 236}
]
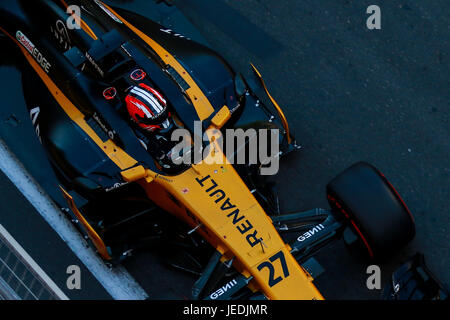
[{"left": 326, "top": 162, "right": 415, "bottom": 260}]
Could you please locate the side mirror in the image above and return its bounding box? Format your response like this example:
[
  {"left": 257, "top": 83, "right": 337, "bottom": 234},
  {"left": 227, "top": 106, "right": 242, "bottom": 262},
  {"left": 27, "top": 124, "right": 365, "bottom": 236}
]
[{"left": 121, "top": 165, "right": 151, "bottom": 182}]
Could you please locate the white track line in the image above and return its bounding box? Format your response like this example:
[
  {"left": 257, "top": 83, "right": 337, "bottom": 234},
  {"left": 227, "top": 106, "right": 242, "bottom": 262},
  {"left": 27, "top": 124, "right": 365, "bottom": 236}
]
[
  {"left": 0, "top": 223, "right": 69, "bottom": 300},
  {"left": 0, "top": 139, "right": 148, "bottom": 300}
]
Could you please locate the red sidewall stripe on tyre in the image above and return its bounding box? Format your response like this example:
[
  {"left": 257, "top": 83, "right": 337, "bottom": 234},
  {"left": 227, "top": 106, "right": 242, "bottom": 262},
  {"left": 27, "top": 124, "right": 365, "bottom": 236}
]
[
  {"left": 377, "top": 171, "right": 415, "bottom": 224},
  {"left": 327, "top": 194, "right": 375, "bottom": 259}
]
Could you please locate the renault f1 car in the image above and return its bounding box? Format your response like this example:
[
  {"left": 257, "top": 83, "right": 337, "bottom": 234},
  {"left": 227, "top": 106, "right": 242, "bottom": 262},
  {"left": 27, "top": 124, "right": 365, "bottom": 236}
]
[{"left": 0, "top": 0, "right": 418, "bottom": 300}]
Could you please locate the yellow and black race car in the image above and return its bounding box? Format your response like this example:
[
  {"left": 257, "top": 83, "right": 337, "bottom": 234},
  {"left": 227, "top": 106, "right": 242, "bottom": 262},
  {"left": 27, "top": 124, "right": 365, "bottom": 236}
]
[{"left": 0, "top": 0, "right": 418, "bottom": 299}]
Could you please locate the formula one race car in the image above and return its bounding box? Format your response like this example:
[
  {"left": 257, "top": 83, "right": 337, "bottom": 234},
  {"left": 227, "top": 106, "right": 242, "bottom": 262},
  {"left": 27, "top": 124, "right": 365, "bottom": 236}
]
[{"left": 0, "top": 0, "right": 417, "bottom": 299}]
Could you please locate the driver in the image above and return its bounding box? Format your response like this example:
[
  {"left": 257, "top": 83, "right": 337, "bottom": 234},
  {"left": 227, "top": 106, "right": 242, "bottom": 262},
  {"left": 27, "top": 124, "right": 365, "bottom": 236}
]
[
  {"left": 125, "top": 83, "right": 171, "bottom": 132},
  {"left": 124, "top": 83, "right": 179, "bottom": 170}
]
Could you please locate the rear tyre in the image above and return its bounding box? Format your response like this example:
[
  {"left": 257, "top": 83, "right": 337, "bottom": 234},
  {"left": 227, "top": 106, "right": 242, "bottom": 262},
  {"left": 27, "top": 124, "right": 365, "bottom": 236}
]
[{"left": 326, "top": 162, "right": 415, "bottom": 260}]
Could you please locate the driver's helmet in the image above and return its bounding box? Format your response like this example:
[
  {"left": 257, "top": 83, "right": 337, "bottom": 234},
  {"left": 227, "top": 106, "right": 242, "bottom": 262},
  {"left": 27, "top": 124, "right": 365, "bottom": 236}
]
[{"left": 125, "top": 83, "right": 170, "bottom": 132}]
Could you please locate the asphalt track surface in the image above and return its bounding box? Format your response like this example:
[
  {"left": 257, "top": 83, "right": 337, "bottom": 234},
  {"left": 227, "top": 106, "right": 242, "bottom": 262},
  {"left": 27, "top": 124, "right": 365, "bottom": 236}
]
[
  {"left": 0, "top": 0, "right": 448, "bottom": 300},
  {"left": 172, "top": 0, "right": 450, "bottom": 299}
]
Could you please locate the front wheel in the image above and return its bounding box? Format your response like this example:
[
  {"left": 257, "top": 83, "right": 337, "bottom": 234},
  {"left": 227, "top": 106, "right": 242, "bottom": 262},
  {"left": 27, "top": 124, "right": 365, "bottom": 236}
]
[{"left": 326, "top": 162, "right": 415, "bottom": 260}]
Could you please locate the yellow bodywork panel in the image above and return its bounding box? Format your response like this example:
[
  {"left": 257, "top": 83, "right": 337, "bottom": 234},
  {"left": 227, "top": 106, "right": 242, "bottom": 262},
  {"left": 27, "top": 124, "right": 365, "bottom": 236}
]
[
  {"left": 138, "top": 150, "right": 323, "bottom": 300},
  {"left": 211, "top": 106, "right": 231, "bottom": 128}
]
